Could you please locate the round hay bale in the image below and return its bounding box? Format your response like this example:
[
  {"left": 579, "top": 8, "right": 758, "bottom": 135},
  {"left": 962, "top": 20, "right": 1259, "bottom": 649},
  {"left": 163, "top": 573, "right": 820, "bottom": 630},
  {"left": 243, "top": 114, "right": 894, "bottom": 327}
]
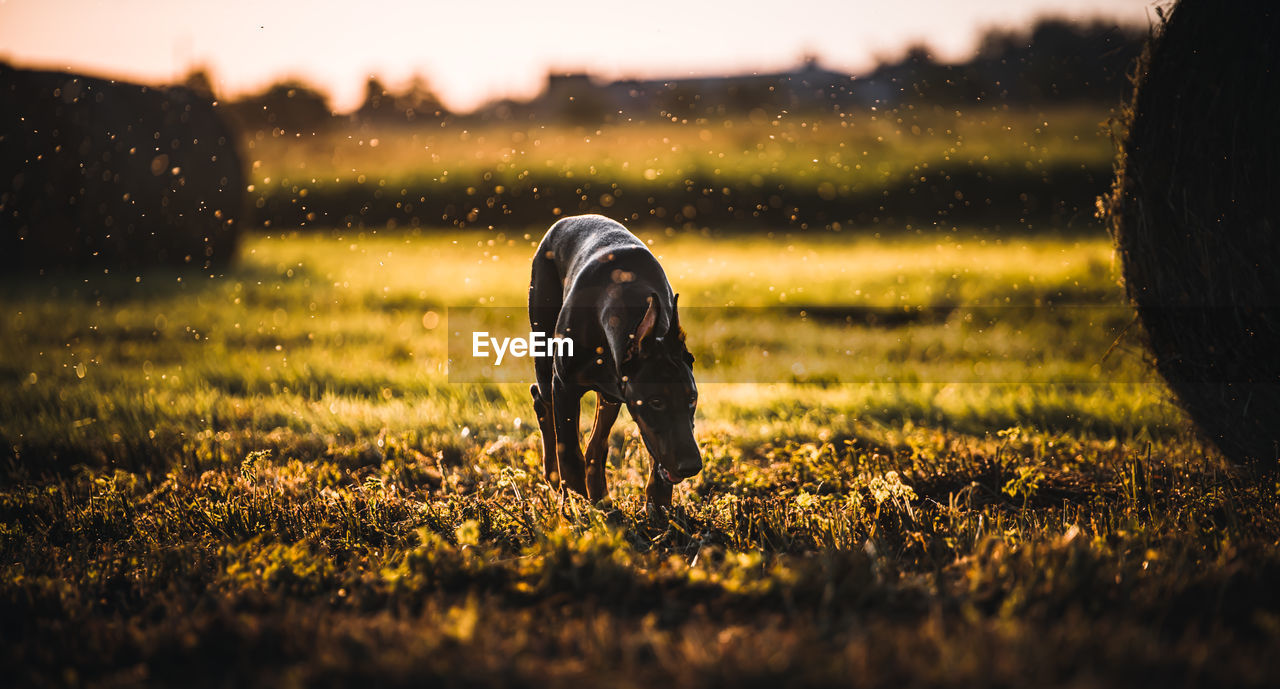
[
  {"left": 1102, "top": 0, "right": 1280, "bottom": 468},
  {"left": 1, "top": 64, "right": 244, "bottom": 273}
]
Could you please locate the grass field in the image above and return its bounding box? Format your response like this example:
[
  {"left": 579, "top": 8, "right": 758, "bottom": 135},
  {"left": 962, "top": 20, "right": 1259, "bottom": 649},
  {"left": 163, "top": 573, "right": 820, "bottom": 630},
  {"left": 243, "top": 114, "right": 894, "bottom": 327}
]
[
  {"left": 4, "top": 228, "right": 1280, "bottom": 687},
  {"left": 247, "top": 106, "right": 1113, "bottom": 191},
  {"left": 242, "top": 107, "right": 1117, "bottom": 232}
]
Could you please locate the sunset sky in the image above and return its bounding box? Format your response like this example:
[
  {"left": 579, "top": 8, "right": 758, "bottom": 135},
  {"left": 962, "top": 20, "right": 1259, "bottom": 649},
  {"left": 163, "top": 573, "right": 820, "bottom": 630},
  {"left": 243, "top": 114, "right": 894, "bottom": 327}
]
[{"left": 0, "top": 0, "right": 1160, "bottom": 112}]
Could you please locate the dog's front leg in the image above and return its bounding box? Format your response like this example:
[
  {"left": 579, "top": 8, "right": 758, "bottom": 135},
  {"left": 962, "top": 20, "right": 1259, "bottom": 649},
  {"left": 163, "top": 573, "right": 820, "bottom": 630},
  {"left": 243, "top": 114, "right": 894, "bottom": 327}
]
[
  {"left": 645, "top": 462, "right": 673, "bottom": 520},
  {"left": 530, "top": 384, "right": 558, "bottom": 487},
  {"left": 583, "top": 395, "right": 620, "bottom": 504},
  {"left": 551, "top": 381, "right": 588, "bottom": 497}
]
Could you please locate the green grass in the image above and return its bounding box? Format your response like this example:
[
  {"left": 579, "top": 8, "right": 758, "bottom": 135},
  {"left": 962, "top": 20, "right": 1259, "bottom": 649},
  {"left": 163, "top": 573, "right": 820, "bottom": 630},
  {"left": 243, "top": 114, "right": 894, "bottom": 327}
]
[
  {"left": 4, "top": 228, "right": 1279, "bottom": 687},
  {"left": 247, "top": 104, "right": 1114, "bottom": 200},
  {"left": 243, "top": 107, "right": 1119, "bottom": 233}
]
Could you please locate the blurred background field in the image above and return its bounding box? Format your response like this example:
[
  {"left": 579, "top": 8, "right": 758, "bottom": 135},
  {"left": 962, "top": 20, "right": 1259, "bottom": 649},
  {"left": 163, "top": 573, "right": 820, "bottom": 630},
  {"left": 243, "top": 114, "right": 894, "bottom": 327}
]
[
  {"left": 243, "top": 104, "right": 1116, "bottom": 231},
  {"left": 248, "top": 106, "right": 1114, "bottom": 191},
  {"left": 180, "top": 17, "right": 1143, "bottom": 233},
  {"left": 1, "top": 229, "right": 1174, "bottom": 477}
]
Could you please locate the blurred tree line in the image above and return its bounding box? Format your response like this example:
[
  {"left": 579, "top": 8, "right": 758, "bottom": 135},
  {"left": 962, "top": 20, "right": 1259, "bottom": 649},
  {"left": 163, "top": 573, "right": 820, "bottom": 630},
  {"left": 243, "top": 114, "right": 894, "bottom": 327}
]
[
  {"left": 184, "top": 16, "right": 1146, "bottom": 234},
  {"left": 903, "top": 18, "right": 1145, "bottom": 103},
  {"left": 201, "top": 73, "right": 446, "bottom": 134},
  {"left": 202, "top": 17, "right": 1144, "bottom": 134}
]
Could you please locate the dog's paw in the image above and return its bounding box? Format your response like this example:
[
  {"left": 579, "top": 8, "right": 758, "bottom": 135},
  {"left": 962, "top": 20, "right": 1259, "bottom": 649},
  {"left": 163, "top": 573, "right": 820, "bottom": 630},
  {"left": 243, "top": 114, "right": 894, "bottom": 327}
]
[
  {"left": 600, "top": 503, "right": 628, "bottom": 526},
  {"left": 645, "top": 500, "right": 669, "bottom": 525}
]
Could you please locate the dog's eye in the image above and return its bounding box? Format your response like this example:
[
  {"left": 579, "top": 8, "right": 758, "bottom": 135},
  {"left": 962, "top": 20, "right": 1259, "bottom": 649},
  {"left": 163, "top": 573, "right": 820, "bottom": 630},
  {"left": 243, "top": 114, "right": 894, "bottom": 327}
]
[
  {"left": 689, "top": 397, "right": 697, "bottom": 409},
  {"left": 648, "top": 398, "right": 666, "bottom": 410}
]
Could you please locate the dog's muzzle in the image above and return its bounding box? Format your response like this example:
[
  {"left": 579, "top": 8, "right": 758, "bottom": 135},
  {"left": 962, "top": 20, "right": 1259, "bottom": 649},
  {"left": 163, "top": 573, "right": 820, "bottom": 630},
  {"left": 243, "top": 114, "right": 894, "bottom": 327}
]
[{"left": 657, "top": 459, "right": 701, "bottom": 485}]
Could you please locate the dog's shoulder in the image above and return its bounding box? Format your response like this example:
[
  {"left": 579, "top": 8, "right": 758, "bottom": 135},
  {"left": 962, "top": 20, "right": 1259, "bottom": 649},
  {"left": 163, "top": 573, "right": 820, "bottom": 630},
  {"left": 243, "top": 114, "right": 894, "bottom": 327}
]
[
  {"left": 547, "top": 215, "right": 642, "bottom": 251},
  {"left": 546, "top": 215, "right": 655, "bottom": 277}
]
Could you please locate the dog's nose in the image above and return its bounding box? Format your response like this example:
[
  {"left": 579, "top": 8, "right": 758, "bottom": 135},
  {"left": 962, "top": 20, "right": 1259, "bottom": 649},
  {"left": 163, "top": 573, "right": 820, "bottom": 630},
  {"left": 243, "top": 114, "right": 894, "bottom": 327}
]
[{"left": 675, "top": 456, "right": 702, "bottom": 479}]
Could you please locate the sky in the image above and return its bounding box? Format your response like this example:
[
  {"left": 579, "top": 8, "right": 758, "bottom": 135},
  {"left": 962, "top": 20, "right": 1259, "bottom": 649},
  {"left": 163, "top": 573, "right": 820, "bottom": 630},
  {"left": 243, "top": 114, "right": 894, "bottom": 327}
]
[{"left": 0, "top": 0, "right": 1162, "bottom": 112}]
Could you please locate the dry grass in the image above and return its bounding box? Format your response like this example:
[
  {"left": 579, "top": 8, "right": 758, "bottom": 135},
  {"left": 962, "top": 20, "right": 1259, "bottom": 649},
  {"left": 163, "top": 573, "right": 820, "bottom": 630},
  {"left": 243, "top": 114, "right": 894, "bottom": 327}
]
[{"left": 3, "top": 229, "right": 1278, "bottom": 687}]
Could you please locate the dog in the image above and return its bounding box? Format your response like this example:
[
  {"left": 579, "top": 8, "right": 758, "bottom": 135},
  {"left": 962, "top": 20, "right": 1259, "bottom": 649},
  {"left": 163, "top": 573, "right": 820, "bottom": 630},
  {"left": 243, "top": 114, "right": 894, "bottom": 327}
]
[{"left": 528, "top": 214, "right": 701, "bottom": 512}]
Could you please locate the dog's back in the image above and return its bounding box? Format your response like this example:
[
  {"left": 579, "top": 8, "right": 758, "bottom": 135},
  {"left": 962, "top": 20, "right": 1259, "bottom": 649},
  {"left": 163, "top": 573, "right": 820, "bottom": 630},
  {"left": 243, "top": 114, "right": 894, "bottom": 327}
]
[{"left": 536, "top": 214, "right": 665, "bottom": 298}]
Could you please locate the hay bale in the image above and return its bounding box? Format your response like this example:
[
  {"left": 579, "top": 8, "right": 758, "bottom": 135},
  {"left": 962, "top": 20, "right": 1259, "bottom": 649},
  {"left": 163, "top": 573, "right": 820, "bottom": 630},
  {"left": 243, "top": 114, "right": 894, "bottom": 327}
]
[
  {"left": 1, "top": 64, "right": 244, "bottom": 273},
  {"left": 1102, "top": 0, "right": 1280, "bottom": 467}
]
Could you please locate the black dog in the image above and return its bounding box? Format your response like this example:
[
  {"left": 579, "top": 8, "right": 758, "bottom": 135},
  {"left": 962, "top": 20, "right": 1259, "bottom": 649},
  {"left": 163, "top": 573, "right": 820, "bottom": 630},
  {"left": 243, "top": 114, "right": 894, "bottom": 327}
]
[{"left": 528, "top": 214, "right": 701, "bottom": 510}]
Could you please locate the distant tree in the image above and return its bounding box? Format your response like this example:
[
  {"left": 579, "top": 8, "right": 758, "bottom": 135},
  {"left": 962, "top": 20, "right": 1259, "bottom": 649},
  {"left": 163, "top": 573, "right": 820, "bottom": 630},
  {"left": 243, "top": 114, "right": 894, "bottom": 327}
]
[
  {"left": 356, "top": 76, "right": 391, "bottom": 121},
  {"left": 222, "top": 79, "right": 334, "bottom": 134},
  {"left": 540, "top": 73, "right": 609, "bottom": 124},
  {"left": 971, "top": 18, "right": 1145, "bottom": 103},
  {"left": 180, "top": 67, "right": 216, "bottom": 101},
  {"left": 875, "top": 43, "right": 984, "bottom": 104},
  {"left": 401, "top": 75, "right": 446, "bottom": 121},
  {"left": 861, "top": 19, "right": 1143, "bottom": 106},
  {"left": 902, "top": 44, "right": 935, "bottom": 66},
  {"left": 355, "top": 74, "right": 447, "bottom": 125}
]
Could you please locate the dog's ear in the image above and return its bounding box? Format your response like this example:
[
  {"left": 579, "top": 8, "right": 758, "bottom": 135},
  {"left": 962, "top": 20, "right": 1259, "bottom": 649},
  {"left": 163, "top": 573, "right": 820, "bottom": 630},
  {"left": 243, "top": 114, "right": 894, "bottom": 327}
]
[
  {"left": 669, "top": 294, "right": 694, "bottom": 365},
  {"left": 626, "top": 293, "right": 660, "bottom": 361},
  {"left": 670, "top": 294, "right": 685, "bottom": 339}
]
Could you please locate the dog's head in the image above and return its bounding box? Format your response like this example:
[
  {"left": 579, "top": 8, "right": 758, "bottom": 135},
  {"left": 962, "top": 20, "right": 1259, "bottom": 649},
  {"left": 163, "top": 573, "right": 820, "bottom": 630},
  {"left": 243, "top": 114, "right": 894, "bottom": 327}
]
[{"left": 620, "top": 293, "right": 701, "bottom": 484}]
